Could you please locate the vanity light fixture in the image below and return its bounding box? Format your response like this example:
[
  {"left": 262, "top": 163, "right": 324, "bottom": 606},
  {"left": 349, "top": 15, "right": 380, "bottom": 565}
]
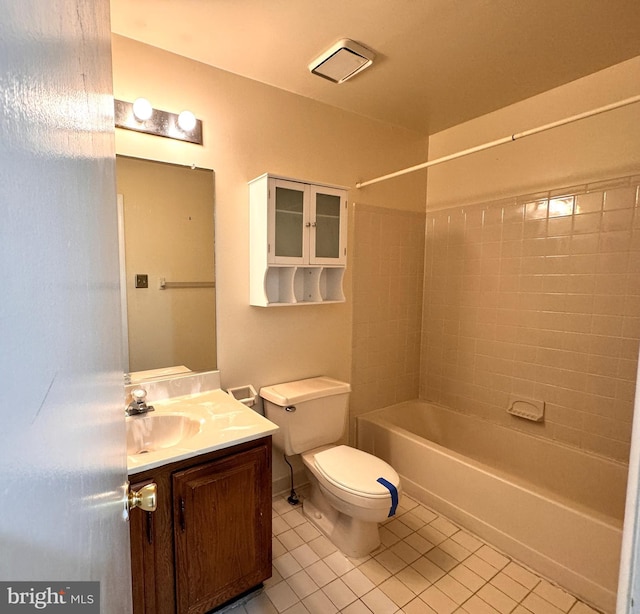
[
  {"left": 309, "top": 39, "right": 375, "bottom": 83},
  {"left": 132, "top": 97, "right": 153, "bottom": 121},
  {"left": 114, "top": 99, "right": 203, "bottom": 145},
  {"left": 177, "top": 110, "right": 197, "bottom": 132}
]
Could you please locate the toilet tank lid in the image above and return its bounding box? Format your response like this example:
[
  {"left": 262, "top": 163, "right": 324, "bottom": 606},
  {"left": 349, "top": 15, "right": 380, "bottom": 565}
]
[{"left": 260, "top": 376, "right": 351, "bottom": 406}]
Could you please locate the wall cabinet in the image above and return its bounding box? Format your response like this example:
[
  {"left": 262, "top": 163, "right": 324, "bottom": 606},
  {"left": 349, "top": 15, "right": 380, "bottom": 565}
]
[
  {"left": 129, "top": 437, "right": 272, "bottom": 614},
  {"left": 249, "top": 173, "right": 347, "bottom": 306}
]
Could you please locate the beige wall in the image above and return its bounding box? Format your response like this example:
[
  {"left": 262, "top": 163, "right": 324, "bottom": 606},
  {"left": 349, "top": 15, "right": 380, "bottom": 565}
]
[
  {"left": 421, "top": 57, "right": 640, "bottom": 464},
  {"left": 111, "top": 35, "right": 427, "bottom": 485},
  {"left": 426, "top": 56, "right": 640, "bottom": 210}
]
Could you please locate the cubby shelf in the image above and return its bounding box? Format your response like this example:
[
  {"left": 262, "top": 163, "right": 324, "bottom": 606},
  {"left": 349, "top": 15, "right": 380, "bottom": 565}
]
[{"left": 257, "top": 266, "right": 345, "bottom": 306}]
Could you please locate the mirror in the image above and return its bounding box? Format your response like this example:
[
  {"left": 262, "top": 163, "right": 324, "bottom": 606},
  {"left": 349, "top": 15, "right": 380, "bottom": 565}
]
[{"left": 116, "top": 155, "right": 216, "bottom": 377}]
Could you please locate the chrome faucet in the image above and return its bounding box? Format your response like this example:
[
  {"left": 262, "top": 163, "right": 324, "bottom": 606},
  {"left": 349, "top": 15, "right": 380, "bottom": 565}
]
[{"left": 126, "top": 388, "right": 155, "bottom": 417}]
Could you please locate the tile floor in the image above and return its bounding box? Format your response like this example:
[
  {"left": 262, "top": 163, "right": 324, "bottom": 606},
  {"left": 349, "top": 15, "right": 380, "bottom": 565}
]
[{"left": 228, "top": 491, "right": 603, "bottom": 614}]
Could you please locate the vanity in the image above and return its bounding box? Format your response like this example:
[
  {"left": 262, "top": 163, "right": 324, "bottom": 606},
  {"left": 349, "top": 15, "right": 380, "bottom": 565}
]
[
  {"left": 118, "top": 157, "right": 279, "bottom": 612},
  {"left": 126, "top": 372, "right": 278, "bottom": 614}
]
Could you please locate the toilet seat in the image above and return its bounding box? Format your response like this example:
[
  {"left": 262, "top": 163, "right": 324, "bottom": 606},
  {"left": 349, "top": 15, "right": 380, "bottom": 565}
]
[{"left": 313, "top": 445, "right": 400, "bottom": 498}]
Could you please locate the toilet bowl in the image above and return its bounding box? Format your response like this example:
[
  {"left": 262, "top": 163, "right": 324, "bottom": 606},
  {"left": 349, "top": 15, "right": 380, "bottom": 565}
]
[
  {"left": 301, "top": 445, "right": 401, "bottom": 557},
  {"left": 260, "top": 376, "right": 402, "bottom": 558}
]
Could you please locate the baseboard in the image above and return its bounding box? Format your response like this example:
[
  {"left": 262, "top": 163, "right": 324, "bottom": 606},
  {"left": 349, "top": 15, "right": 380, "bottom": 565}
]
[{"left": 272, "top": 469, "right": 308, "bottom": 500}]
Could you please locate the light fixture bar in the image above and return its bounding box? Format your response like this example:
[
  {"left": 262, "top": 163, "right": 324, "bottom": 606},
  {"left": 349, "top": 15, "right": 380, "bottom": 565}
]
[{"left": 114, "top": 99, "right": 203, "bottom": 145}]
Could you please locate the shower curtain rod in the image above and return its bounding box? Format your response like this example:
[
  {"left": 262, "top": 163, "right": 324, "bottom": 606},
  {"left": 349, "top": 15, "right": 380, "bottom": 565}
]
[{"left": 355, "top": 94, "right": 640, "bottom": 189}]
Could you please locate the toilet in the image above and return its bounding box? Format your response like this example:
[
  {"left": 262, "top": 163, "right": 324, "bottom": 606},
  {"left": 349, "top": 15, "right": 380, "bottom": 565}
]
[{"left": 260, "top": 376, "right": 401, "bottom": 558}]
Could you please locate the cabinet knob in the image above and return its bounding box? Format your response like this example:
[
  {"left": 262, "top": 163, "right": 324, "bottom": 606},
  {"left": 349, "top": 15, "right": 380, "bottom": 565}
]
[{"left": 128, "top": 482, "right": 158, "bottom": 513}]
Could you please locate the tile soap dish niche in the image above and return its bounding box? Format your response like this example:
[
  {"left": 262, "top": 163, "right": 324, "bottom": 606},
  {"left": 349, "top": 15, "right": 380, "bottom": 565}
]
[{"left": 507, "top": 395, "right": 545, "bottom": 422}]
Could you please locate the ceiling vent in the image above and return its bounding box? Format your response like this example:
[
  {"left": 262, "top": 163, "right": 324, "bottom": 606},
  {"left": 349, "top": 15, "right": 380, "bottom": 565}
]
[{"left": 309, "top": 39, "right": 375, "bottom": 84}]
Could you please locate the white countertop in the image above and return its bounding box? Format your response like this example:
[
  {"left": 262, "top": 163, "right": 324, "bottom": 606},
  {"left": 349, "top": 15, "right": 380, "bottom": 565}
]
[{"left": 127, "top": 388, "right": 278, "bottom": 475}]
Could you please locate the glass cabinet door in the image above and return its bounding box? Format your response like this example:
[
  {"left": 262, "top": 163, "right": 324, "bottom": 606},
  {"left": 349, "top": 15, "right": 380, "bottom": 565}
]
[
  {"left": 310, "top": 186, "right": 346, "bottom": 265},
  {"left": 269, "top": 179, "right": 307, "bottom": 264}
]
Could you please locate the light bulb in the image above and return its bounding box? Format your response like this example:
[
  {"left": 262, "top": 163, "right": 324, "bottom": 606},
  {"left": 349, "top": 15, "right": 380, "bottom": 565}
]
[
  {"left": 132, "top": 98, "right": 153, "bottom": 121},
  {"left": 178, "top": 110, "right": 197, "bottom": 132}
]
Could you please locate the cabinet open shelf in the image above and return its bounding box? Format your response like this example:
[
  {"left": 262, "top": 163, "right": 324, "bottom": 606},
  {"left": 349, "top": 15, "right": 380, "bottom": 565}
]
[
  {"left": 257, "top": 266, "right": 345, "bottom": 306},
  {"left": 264, "top": 267, "right": 296, "bottom": 304}
]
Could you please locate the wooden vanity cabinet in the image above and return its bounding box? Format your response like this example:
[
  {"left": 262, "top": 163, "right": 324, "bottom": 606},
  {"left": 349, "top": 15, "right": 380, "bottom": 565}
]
[
  {"left": 129, "top": 478, "right": 158, "bottom": 614},
  {"left": 129, "top": 437, "right": 272, "bottom": 614},
  {"left": 174, "top": 443, "right": 272, "bottom": 613}
]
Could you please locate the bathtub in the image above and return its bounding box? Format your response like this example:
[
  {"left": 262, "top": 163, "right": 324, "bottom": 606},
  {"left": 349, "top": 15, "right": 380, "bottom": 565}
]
[{"left": 357, "top": 400, "right": 627, "bottom": 613}]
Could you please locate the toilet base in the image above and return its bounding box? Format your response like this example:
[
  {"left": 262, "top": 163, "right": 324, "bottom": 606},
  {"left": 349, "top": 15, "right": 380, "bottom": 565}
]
[{"left": 302, "top": 480, "right": 381, "bottom": 558}]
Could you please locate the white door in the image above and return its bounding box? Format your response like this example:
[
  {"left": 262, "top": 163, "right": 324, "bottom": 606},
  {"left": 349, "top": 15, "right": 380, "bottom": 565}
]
[
  {"left": 0, "top": 1, "right": 132, "bottom": 612},
  {"left": 617, "top": 354, "right": 640, "bottom": 613}
]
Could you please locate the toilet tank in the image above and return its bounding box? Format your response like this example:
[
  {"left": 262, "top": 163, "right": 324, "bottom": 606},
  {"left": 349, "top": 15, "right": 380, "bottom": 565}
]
[{"left": 260, "top": 376, "right": 351, "bottom": 456}]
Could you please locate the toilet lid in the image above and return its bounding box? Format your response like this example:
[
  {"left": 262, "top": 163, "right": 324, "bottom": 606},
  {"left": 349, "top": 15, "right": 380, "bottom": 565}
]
[{"left": 313, "top": 446, "right": 400, "bottom": 497}]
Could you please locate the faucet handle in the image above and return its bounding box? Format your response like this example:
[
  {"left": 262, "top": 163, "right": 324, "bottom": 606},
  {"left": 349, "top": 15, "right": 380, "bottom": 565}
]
[
  {"left": 131, "top": 388, "right": 148, "bottom": 403},
  {"left": 126, "top": 388, "right": 154, "bottom": 416}
]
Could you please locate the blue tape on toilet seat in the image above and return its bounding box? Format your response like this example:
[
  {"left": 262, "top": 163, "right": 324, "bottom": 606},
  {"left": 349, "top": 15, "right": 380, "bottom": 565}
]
[{"left": 376, "top": 477, "right": 398, "bottom": 517}]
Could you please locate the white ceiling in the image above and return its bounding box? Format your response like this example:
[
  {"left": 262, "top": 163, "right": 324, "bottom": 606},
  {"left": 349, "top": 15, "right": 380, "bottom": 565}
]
[{"left": 110, "top": 0, "right": 640, "bottom": 136}]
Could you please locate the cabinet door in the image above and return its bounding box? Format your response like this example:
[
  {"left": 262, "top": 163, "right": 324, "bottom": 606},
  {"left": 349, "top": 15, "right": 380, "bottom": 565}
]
[
  {"left": 129, "top": 479, "right": 158, "bottom": 614},
  {"left": 309, "top": 185, "right": 347, "bottom": 265},
  {"left": 173, "top": 442, "right": 272, "bottom": 614},
  {"left": 268, "top": 178, "right": 308, "bottom": 265}
]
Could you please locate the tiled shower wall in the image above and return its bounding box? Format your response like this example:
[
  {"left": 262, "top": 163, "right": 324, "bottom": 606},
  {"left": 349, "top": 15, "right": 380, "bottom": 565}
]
[
  {"left": 350, "top": 204, "right": 426, "bottom": 439},
  {"left": 421, "top": 175, "right": 640, "bottom": 463}
]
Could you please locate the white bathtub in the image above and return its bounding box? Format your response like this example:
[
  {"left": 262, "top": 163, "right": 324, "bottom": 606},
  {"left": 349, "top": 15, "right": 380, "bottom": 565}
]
[{"left": 357, "top": 400, "right": 627, "bottom": 613}]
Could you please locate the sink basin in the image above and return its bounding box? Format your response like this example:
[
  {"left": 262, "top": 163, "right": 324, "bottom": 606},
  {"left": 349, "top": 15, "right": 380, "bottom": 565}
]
[
  {"left": 127, "top": 413, "right": 202, "bottom": 455},
  {"left": 126, "top": 388, "right": 280, "bottom": 474}
]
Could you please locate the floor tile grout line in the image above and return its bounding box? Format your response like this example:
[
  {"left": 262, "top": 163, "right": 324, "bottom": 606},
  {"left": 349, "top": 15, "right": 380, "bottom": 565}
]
[
  {"left": 391, "top": 502, "right": 580, "bottom": 613},
  {"left": 259, "top": 491, "right": 602, "bottom": 614}
]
